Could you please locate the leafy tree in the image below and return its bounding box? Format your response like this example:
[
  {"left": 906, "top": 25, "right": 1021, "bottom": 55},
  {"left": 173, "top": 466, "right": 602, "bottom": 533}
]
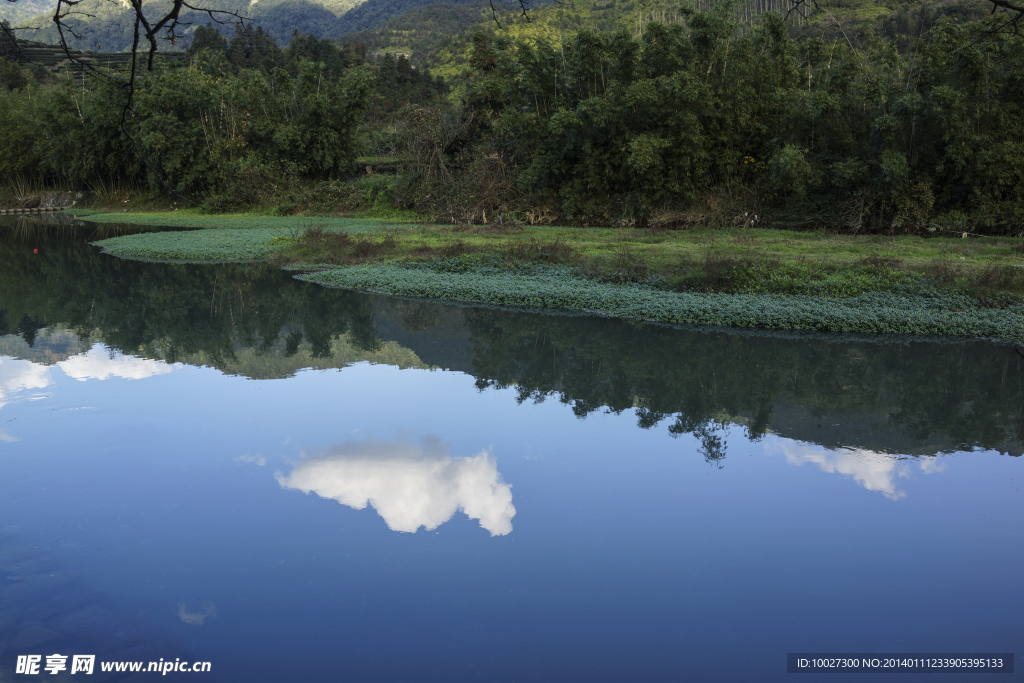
[
  {"left": 227, "top": 24, "right": 285, "bottom": 74},
  {"left": 186, "top": 24, "right": 228, "bottom": 59},
  {"left": 0, "top": 57, "right": 29, "bottom": 91},
  {"left": 394, "top": 8, "right": 1024, "bottom": 231}
]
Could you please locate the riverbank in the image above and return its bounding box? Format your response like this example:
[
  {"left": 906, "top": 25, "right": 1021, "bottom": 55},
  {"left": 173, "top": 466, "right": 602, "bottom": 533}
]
[{"left": 78, "top": 210, "right": 1024, "bottom": 344}]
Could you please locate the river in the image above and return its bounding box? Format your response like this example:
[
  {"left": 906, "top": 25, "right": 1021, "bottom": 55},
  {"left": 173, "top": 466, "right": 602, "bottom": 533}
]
[{"left": 0, "top": 215, "right": 1020, "bottom": 681}]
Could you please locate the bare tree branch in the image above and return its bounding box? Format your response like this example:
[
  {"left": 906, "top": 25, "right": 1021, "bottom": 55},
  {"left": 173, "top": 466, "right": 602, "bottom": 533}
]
[
  {"left": 3, "top": 0, "right": 251, "bottom": 202},
  {"left": 984, "top": 0, "right": 1023, "bottom": 36},
  {"left": 488, "top": 0, "right": 504, "bottom": 29}
]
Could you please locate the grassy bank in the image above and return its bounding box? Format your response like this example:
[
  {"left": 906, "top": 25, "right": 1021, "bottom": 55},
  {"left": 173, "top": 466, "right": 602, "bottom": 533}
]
[
  {"left": 87, "top": 213, "right": 1024, "bottom": 344},
  {"left": 68, "top": 209, "right": 396, "bottom": 232}
]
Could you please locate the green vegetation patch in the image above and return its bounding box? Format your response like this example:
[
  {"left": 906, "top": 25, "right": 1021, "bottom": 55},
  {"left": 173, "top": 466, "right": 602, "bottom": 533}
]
[
  {"left": 94, "top": 228, "right": 291, "bottom": 262},
  {"left": 76, "top": 211, "right": 399, "bottom": 232},
  {"left": 89, "top": 218, "right": 1024, "bottom": 342},
  {"left": 301, "top": 264, "right": 1024, "bottom": 344}
]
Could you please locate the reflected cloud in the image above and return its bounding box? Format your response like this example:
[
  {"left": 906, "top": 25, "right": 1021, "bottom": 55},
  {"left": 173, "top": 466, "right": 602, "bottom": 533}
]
[
  {"left": 775, "top": 441, "right": 917, "bottom": 500},
  {"left": 177, "top": 602, "right": 217, "bottom": 626},
  {"left": 276, "top": 435, "right": 515, "bottom": 536},
  {"left": 0, "top": 357, "right": 53, "bottom": 408},
  {"left": 58, "top": 345, "right": 180, "bottom": 381},
  {"left": 235, "top": 454, "right": 267, "bottom": 467}
]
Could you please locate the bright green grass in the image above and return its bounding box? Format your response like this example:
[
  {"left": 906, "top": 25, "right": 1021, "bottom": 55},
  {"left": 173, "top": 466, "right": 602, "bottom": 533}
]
[
  {"left": 79, "top": 211, "right": 1023, "bottom": 272},
  {"left": 346, "top": 207, "right": 422, "bottom": 222},
  {"left": 76, "top": 211, "right": 402, "bottom": 232},
  {"left": 301, "top": 264, "right": 1024, "bottom": 344}
]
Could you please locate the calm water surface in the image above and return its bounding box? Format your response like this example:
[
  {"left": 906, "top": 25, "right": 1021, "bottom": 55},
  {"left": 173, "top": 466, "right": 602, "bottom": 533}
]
[{"left": 0, "top": 216, "right": 1021, "bottom": 681}]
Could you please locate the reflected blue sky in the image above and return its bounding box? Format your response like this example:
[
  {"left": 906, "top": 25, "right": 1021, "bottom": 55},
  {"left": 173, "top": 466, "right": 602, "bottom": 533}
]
[{"left": 0, "top": 344, "right": 1021, "bottom": 682}]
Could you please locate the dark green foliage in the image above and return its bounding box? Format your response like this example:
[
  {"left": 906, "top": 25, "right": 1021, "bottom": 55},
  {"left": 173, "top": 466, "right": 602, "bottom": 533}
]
[
  {"left": 0, "top": 56, "right": 28, "bottom": 91},
  {"left": 369, "top": 50, "right": 447, "bottom": 117},
  {"left": 0, "top": 84, "right": 39, "bottom": 177},
  {"left": 185, "top": 24, "right": 228, "bottom": 58},
  {"left": 401, "top": 10, "right": 1024, "bottom": 231},
  {"left": 0, "top": 20, "right": 17, "bottom": 59},
  {"left": 286, "top": 31, "right": 365, "bottom": 79},
  {"left": 1, "top": 47, "right": 373, "bottom": 203},
  {"left": 226, "top": 24, "right": 286, "bottom": 73}
]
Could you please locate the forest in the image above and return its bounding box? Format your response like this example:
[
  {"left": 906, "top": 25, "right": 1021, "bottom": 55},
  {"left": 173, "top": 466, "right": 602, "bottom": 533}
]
[
  {"left": 0, "top": 0, "right": 1022, "bottom": 232},
  {"left": 400, "top": 7, "right": 1024, "bottom": 231},
  {"left": 0, "top": 24, "right": 446, "bottom": 210}
]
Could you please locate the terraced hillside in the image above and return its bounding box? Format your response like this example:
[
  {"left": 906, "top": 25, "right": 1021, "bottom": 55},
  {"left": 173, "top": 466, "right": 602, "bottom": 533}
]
[{"left": 6, "top": 38, "right": 185, "bottom": 72}]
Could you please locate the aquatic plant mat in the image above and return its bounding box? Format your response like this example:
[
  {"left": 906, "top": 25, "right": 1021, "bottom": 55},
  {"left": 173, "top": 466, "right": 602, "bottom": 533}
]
[
  {"left": 299, "top": 265, "right": 1024, "bottom": 345},
  {"left": 90, "top": 215, "right": 1024, "bottom": 343}
]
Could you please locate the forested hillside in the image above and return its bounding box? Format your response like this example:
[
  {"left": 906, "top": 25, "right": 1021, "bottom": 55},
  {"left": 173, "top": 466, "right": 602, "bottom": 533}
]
[
  {"left": 5, "top": 0, "right": 507, "bottom": 51},
  {"left": 351, "top": 0, "right": 993, "bottom": 87},
  {"left": 378, "top": 0, "right": 1023, "bottom": 231},
  {"left": 0, "top": 0, "right": 53, "bottom": 24},
  {"left": 8, "top": 0, "right": 362, "bottom": 50},
  {"left": 340, "top": 3, "right": 495, "bottom": 64},
  {"left": 2, "top": 0, "right": 1021, "bottom": 231},
  {"left": 5, "top": 0, "right": 994, "bottom": 56}
]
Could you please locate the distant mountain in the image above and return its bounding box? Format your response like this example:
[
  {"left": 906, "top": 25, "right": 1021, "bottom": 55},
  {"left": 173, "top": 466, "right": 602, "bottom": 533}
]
[
  {"left": 252, "top": 0, "right": 349, "bottom": 43},
  {"left": 0, "top": 0, "right": 55, "bottom": 25},
  {"left": 7, "top": 0, "right": 358, "bottom": 50},
  {"left": 4, "top": 0, "right": 495, "bottom": 51},
  {"left": 5, "top": 0, "right": 992, "bottom": 64},
  {"left": 339, "top": 2, "right": 491, "bottom": 61},
  {"left": 333, "top": 0, "right": 484, "bottom": 35}
]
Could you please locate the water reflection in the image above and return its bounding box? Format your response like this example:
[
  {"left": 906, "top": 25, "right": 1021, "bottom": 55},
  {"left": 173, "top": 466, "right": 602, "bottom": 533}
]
[
  {"left": 177, "top": 602, "right": 218, "bottom": 626},
  {"left": 774, "top": 441, "right": 947, "bottom": 500},
  {"left": 58, "top": 345, "right": 181, "bottom": 381},
  {"left": 276, "top": 436, "right": 516, "bottom": 536},
  {"left": 0, "top": 530, "right": 187, "bottom": 665},
  {"left": 1, "top": 344, "right": 179, "bottom": 396},
  {"left": 2, "top": 214, "right": 1021, "bottom": 465},
  {"left": 0, "top": 357, "right": 52, "bottom": 407}
]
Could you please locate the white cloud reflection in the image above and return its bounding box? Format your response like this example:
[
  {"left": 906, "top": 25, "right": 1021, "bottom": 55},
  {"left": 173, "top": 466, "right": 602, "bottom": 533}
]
[
  {"left": 177, "top": 602, "right": 217, "bottom": 626},
  {"left": 0, "top": 357, "right": 53, "bottom": 408},
  {"left": 775, "top": 441, "right": 945, "bottom": 500},
  {"left": 276, "top": 436, "right": 515, "bottom": 536},
  {"left": 57, "top": 346, "right": 180, "bottom": 381}
]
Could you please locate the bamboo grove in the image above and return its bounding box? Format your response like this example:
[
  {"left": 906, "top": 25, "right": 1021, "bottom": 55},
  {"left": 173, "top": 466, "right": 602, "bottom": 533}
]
[
  {"left": 398, "top": 6, "right": 1024, "bottom": 232},
  {"left": 1, "top": 4, "right": 1022, "bottom": 231}
]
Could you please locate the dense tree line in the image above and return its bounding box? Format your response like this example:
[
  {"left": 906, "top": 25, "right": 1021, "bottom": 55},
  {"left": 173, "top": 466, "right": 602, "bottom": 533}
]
[
  {"left": 396, "top": 9, "right": 1024, "bottom": 231},
  {"left": 370, "top": 51, "right": 447, "bottom": 118},
  {"left": 0, "top": 30, "right": 374, "bottom": 204},
  {"left": 187, "top": 24, "right": 367, "bottom": 78},
  {"left": 0, "top": 22, "right": 452, "bottom": 205}
]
